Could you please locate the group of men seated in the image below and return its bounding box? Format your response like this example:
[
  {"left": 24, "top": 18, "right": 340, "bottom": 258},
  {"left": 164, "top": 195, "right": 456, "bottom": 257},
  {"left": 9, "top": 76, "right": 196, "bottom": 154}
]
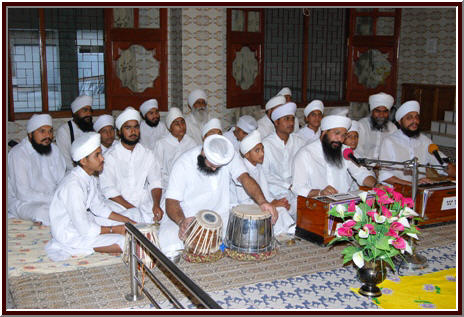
[{"left": 7, "top": 87, "right": 456, "bottom": 261}]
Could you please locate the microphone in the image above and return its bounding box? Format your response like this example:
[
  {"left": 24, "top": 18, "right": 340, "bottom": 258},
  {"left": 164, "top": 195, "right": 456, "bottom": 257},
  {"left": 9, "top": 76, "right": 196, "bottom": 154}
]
[
  {"left": 428, "top": 144, "right": 447, "bottom": 165},
  {"left": 343, "top": 148, "right": 361, "bottom": 166}
]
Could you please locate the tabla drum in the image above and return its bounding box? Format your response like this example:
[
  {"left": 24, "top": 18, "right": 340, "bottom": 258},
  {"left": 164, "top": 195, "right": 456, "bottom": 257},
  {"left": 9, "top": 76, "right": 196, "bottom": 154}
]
[
  {"left": 123, "top": 223, "right": 160, "bottom": 269},
  {"left": 224, "top": 204, "right": 276, "bottom": 261},
  {"left": 183, "top": 210, "right": 224, "bottom": 263}
]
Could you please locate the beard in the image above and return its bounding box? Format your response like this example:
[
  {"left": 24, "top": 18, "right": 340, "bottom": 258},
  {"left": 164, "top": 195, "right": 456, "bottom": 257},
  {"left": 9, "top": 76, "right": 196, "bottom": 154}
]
[
  {"left": 400, "top": 125, "right": 420, "bottom": 138},
  {"left": 321, "top": 134, "right": 343, "bottom": 168},
  {"left": 370, "top": 116, "right": 388, "bottom": 131},
  {"left": 30, "top": 136, "right": 52, "bottom": 155},
  {"left": 192, "top": 107, "right": 208, "bottom": 125},
  {"left": 197, "top": 154, "right": 220, "bottom": 175},
  {"left": 120, "top": 133, "right": 140, "bottom": 146},
  {"left": 73, "top": 114, "right": 94, "bottom": 132},
  {"left": 144, "top": 116, "right": 160, "bottom": 128}
]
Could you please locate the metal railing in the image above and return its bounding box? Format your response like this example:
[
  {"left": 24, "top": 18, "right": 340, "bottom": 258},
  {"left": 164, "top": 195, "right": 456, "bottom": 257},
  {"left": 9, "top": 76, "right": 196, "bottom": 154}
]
[{"left": 124, "top": 222, "right": 222, "bottom": 309}]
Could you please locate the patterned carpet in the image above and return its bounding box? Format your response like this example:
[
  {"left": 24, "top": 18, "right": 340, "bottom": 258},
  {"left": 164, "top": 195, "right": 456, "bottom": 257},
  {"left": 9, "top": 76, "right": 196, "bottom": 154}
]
[{"left": 8, "top": 222, "right": 456, "bottom": 309}]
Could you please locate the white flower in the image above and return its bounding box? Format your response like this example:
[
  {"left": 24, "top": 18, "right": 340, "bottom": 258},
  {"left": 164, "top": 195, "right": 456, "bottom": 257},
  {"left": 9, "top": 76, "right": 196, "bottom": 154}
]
[
  {"left": 336, "top": 204, "right": 347, "bottom": 217},
  {"left": 358, "top": 228, "right": 369, "bottom": 238},
  {"left": 387, "top": 216, "right": 399, "bottom": 223},
  {"left": 353, "top": 251, "right": 365, "bottom": 268},
  {"left": 406, "top": 233, "right": 419, "bottom": 240},
  {"left": 374, "top": 213, "right": 386, "bottom": 223},
  {"left": 397, "top": 217, "right": 410, "bottom": 228},
  {"left": 358, "top": 191, "right": 368, "bottom": 203},
  {"left": 400, "top": 207, "right": 419, "bottom": 217},
  {"left": 403, "top": 240, "right": 413, "bottom": 255},
  {"left": 353, "top": 207, "right": 363, "bottom": 222}
]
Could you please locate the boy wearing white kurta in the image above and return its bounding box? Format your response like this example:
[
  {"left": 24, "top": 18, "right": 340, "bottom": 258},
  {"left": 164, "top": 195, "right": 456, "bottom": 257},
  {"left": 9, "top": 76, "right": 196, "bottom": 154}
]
[
  {"left": 296, "top": 99, "right": 324, "bottom": 143},
  {"left": 93, "top": 114, "right": 115, "bottom": 154},
  {"left": 223, "top": 115, "right": 258, "bottom": 152},
  {"left": 257, "top": 94, "right": 300, "bottom": 139},
  {"left": 139, "top": 99, "right": 168, "bottom": 150}
]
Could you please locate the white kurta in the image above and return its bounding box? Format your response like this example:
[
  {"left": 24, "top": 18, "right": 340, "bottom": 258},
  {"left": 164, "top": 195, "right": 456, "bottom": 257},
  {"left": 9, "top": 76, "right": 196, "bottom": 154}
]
[
  {"left": 261, "top": 132, "right": 306, "bottom": 218},
  {"left": 153, "top": 133, "right": 197, "bottom": 189},
  {"left": 295, "top": 125, "right": 320, "bottom": 143},
  {"left": 45, "top": 167, "right": 137, "bottom": 261},
  {"left": 223, "top": 127, "right": 240, "bottom": 152},
  {"left": 159, "top": 145, "right": 246, "bottom": 256},
  {"left": 184, "top": 112, "right": 204, "bottom": 145},
  {"left": 8, "top": 138, "right": 66, "bottom": 225},
  {"left": 357, "top": 116, "right": 398, "bottom": 159},
  {"left": 378, "top": 130, "right": 445, "bottom": 183},
  {"left": 56, "top": 120, "right": 86, "bottom": 171},
  {"left": 291, "top": 141, "right": 374, "bottom": 197},
  {"left": 257, "top": 115, "right": 300, "bottom": 139},
  {"left": 139, "top": 120, "right": 169, "bottom": 151},
  {"left": 99, "top": 141, "right": 162, "bottom": 222}
]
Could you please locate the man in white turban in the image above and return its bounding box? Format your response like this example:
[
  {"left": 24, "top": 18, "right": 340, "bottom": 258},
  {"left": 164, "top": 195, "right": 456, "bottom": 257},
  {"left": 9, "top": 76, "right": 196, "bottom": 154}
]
[
  {"left": 257, "top": 94, "right": 300, "bottom": 139},
  {"left": 8, "top": 114, "right": 66, "bottom": 225},
  {"left": 139, "top": 98, "right": 168, "bottom": 150},
  {"left": 154, "top": 107, "right": 197, "bottom": 189},
  {"left": 56, "top": 95, "right": 94, "bottom": 171},
  {"left": 201, "top": 118, "right": 223, "bottom": 141},
  {"left": 357, "top": 92, "right": 398, "bottom": 159},
  {"left": 261, "top": 102, "right": 306, "bottom": 219},
  {"left": 277, "top": 87, "right": 292, "bottom": 103},
  {"left": 296, "top": 99, "right": 324, "bottom": 143},
  {"left": 292, "top": 115, "right": 377, "bottom": 198},
  {"left": 159, "top": 134, "right": 277, "bottom": 259},
  {"left": 378, "top": 101, "right": 450, "bottom": 185},
  {"left": 93, "top": 114, "right": 115, "bottom": 154},
  {"left": 223, "top": 115, "right": 258, "bottom": 152},
  {"left": 184, "top": 89, "right": 209, "bottom": 145},
  {"left": 99, "top": 107, "right": 164, "bottom": 224},
  {"left": 45, "top": 132, "right": 143, "bottom": 261}
]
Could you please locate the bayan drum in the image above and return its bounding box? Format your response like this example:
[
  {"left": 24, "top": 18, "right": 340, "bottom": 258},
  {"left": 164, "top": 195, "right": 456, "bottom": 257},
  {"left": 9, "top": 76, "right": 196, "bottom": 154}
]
[
  {"left": 224, "top": 204, "right": 276, "bottom": 261},
  {"left": 123, "top": 223, "right": 160, "bottom": 269},
  {"left": 183, "top": 210, "right": 224, "bottom": 263}
]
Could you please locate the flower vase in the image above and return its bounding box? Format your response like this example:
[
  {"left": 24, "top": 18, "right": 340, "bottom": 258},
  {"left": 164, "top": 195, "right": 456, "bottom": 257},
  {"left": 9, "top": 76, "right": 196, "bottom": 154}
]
[{"left": 357, "top": 260, "right": 387, "bottom": 298}]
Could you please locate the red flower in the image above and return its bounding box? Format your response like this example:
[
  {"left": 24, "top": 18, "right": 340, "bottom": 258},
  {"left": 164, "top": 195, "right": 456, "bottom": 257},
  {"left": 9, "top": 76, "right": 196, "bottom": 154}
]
[
  {"left": 378, "top": 195, "right": 394, "bottom": 205},
  {"left": 381, "top": 205, "right": 392, "bottom": 218},
  {"left": 337, "top": 227, "right": 353, "bottom": 237},
  {"left": 364, "top": 224, "right": 376, "bottom": 234},
  {"left": 366, "top": 198, "right": 375, "bottom": 207},
  {"left": 390, "top": 221, "right": 405, "bottom": 232},
  {"left": 348, "top": 200, "right": 356, "bottom": 212},
  {"left": 373, "top": 188, "right": 386, "bottom": 197},
  {"left": 367, "top": 211, "right": 377, "bottom": 221},
  {"left": 402, "top": 197, "right": 414, "bottom": 208},
  {"left": 392, "top": 191, "right": 403, "bottom": 202},
  {"left": 384, "top": 186, "right": 395, "bottom": 194},
  {"left": 391, "top": 237, "right": 406, "bottom": 250},
  {"left": 386, "top": 228, "right": 399, "bottom": 238},
  {"left": 343, "top": 220, "right": 357, "bottom": 228}
]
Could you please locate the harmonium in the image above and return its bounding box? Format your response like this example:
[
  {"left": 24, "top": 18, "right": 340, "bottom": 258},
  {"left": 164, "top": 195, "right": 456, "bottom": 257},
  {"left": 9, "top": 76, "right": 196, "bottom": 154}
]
[
  {"left": 393, "top": 180, "right": 456, "bottom": 226},
  {"left": 296, "top": 191, "right": 375, "bottom": 246}
]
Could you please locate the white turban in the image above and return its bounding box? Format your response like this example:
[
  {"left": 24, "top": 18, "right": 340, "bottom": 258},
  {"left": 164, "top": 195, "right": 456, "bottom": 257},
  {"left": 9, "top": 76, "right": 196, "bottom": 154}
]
[
  {"left": 71, "top": 95, "right": 93, "bottom": 113},
  {"left": 201, "top": 118, "right": 222, "bottom": 138},
  {"left": 203, "top": 134, "right": 235, "bottom": 167},
  {"left": 395, "top": 100, "right": 420, "bottom": 122},
  {"left": 369, "top": 92, "right": 394, "bottom": 111},
  {"left": 166, "top": 107, "right": 184, "bottom": 129},
  {"left": 240, "top": 130, "right": 261, "bottom": 155},
  {"left": 321, "top": 115, "right": 352, "bottom": 131},
  {"left": 139, "top": 99, "right": 158, "bottom": 116},
  {"left": 188, "top": 89, "right": 207, "bottom": 107},
  {"left": 348, "top": 120, "right": 360, "bottom": 133},
  {"left": 304, "top": 100, "right": 324, "bottom": 117},
  {"left": 265, "top": 95, "right": 286, "bottom": 111},
  {"left": 115, "top": 107, "right": 141, "bottom": 130},
  {"left": 277, "top": 87, "right": 292, "bottom": 96},
  {"left": 93, "top": 114, "right": 114, "bottom": 132},
  {"left": 236, "top": 115, "right": 257, "bottom": 134},
  {"left": 271, "top": 102, "right": 297, "bottom": 122},
  {"left": 71, "top": 132, "right": 101, "bottom": 162},
  {"left": 27, "top": 114, "right": 52, "bottom": 133}
]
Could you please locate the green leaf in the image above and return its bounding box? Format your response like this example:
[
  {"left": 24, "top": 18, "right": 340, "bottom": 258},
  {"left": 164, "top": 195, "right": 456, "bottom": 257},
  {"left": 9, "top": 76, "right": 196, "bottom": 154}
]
[
  {"left": 375, "top": 236, "right": 390, "bottom": 250},
  {"left": 382, "top": 255, "right": 396, "bottom": 271}
]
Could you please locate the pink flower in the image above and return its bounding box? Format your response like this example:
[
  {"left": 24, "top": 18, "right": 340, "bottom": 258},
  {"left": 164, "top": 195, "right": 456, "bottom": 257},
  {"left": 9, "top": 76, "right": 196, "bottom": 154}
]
[
  {"left": 337, "top": 226, "right": 353, "bottom": 237},
  {"left": 384, "top": 186, "right": 395, "bottom": 194},
  {"left": 378, "top": 195, "right": 394, "bottom": 205},
  {"left": 348, "top": 200, "right": 356, "bottom": 212},
  {"left": 386, "top": 229, "right": 399, "bottom": 238},
  {"left": 391, "top": 237, "right": 407, "bottom": 250},
  {"left": 373, "top": 188, "right": 386, "bottom": 197},
  {"left": 366, "top": 198, "right": 375, "bottom": 207},
  {"left": 381, "top": 205, "right": 392, "bottom": 218},
  {"left": 343, "top": 220, "right": 357, "bottom": 228},
  {"left": 367, "top": 211, "right": 377, "bottom": 221},
  {"left": 392, "top": 191, "right": 403, "bottom": 202},
  {"left": 402, "top": 197, "right": 414, "bottom": 208},
  {"left": 390, "top": 221, "right": 405, "bottom": 232},
  {"left": 364, "top": 224, "right": 376, "bottom": 234}
]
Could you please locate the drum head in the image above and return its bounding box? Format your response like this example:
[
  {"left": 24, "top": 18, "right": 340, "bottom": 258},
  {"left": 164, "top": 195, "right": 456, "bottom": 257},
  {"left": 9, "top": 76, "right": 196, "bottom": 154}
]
[
  {"left": 196, "top": 210, "right": 223, "bottom": 229},
  {"left": 231, "top": 204, "right": 270, "bottom": 220}
]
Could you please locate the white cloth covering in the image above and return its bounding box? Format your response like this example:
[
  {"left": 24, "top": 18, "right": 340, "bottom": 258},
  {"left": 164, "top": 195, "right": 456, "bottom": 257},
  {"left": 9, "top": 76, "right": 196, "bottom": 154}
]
[
  {"left": 201, "top": 118, "right": 222, "bottom": 138},
  {"left": 71, "top": 132, "right": 101, "bottom": 162},
  {"left": 277, "top": 87, "right": 291, "bottom": 97},
  {"left": 27, "top": 114, "right": 52, "bottom": 133},
  {"left": 139, "top": 99, "right": 158, "bottom": 116},
  {"left": 368, "top": 92, "right": 394, "bottom": 111},
  {"left": 165, "top": 107, "right": 184, "bottom": 129},
  {"left": 203, "top": 134, "right": 235, "bottom": 166},
  {"left": 291, "top": 141, "right": 374, "bottom": 197},
  {"left": 115, "top": 107, "right": 141, "bottom": 130},
  {"left": 188, "top": 89, "right": 207, "bottom": 107},
  {"left": 257, "top": 114, "right": 300, "bottom": 139},
  {"left": 357, "top": 116, "right": 398, "bottom": 159},
  {"left": 271, "top": 102, "right": 297, "bottom": 122},
  {"left": 239, "top": 129, "right": 261, "bottom": 155},
  {"left": 93, "top": 114, "right": 114, "bottom": 133},
  {"left": 71, "top": 95, "right": 92, "bottom": 113},
  {"left": 184, "top": 112, "right": 205, "bottom": 145},
  {"left": 303, "top": 100, "right": 324, "bottom": 118},
  {"left": 139, "top": 119, "right": 169, "bottom": 151},
  {"left": 295, "top": 125, "right": 321, "bottom": 143},
  {"left": 153, "top": 133, "right": 197, "bottom": 188},
  {"left": 236, "top": 115, "right": 257, "bottom": 133},
  {"left": 265, "top": 95, "right": 286, "bottom": 111},
  {"left": 56, "top": 120, "right": 86, "bottom": 171},
  {"left": 45, "top": 166, "right": 144, "bottom": 261},
  {"left": 159, "top": 145, "right": 247, "bottom": 257},
  {"left": 378, "top": 130, "right": 446, "bottom": 183},
  {"left": 8, "top": 138, "right": 66, "bottom": 225},
  {"left": 320, "top": 115, "right": 351, "bottom": 131},
  {"left": 395, "top": 100, "right": 420, "bottom": 122},
  {"left": 99, "top": 141, "right": 162, "bottom": 223}
]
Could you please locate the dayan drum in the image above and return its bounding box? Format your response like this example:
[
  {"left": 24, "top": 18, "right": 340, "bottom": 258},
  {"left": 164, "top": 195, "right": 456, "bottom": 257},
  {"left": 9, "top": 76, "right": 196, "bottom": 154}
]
[
  {"left": 183, "top": 210, "right": 223, "bottom": 263},
  {"left": 123, "top": 223, "right": 160, "bottom": 269},
  {"left": 224, "top": 204, "right": 276, "bottom": 260}
]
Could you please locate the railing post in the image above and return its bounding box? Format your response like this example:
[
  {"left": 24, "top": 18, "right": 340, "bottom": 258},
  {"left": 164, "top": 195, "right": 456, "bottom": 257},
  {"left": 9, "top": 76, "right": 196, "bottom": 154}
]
[{"left": 125, "top": 232, "right": 144, "bottom": 301}]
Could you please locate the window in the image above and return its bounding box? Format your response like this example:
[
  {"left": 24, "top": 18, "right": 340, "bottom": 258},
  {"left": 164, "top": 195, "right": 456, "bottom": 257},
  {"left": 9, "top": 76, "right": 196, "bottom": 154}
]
[{"left": 8, "top": 8, "right": 106, "bottom": 119}]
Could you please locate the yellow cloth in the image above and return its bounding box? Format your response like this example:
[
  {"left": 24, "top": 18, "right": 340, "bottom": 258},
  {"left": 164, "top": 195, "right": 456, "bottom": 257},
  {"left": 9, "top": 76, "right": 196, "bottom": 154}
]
[{"left": 351, "top": 268, "right": 456, "bottom": 309}]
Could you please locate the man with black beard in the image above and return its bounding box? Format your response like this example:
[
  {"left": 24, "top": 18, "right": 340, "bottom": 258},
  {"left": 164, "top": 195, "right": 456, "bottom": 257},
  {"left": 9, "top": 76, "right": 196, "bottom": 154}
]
[
  {"left": 99, "top": 107, "right": 164, "bottom": 224},
  {"left": 379, "top": 101, "right": 450, "bottom": 185},
  {"left": 139, "top": 98, "right": 168, "bottom": 150},
  {"left": 8, "top": 114, "right": 66, "bottom": 225},
  {"left": 292, "top": 115, "right": 377, "bottom": 198},
  {"left": 56, "top": 95, "right": 94, "bottom": 171},
  {"left": 357, "top": 92, "right": 398, "bottom": 159},
  {"left": 158, "top": 134, "right": 277, "bottom": 259},
  {"left": 184, "top": 89, "right": 210, "bottom": 145}
]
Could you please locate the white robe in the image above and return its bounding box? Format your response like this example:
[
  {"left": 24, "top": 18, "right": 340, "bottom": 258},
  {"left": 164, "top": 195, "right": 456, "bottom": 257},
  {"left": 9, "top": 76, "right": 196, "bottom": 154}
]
[
  {"left": 159, "top": 145, "right": 246, "bottom": 256},
  {"left": 291, "top": 141, "right": 374, "bottom": 197},
  {"left": 99, "top": 141, "right": 162, "bottom": 223},
  {"left": 357, "top": 116, "right": 398, "bottom": 159},
  {"left": 8, "top": 138, "right": 66, "bottom": 225},
  {"left": 153, "top": 133, "right": 197, "bottom": 189},
  {"left": 256, "top": 115, "right": 300, "bottom": 139},
  {"left": 223, "top": 127, "right": 240, "bottom": 152},
  {"left": 45, "top": 166, "right": 143, "bottom": 261},
  {"left": 139, "top": 120, "right": 169, "bottom": 151},
  {"left": 378, "top": 130, "right": 446, "bottom": 183},
  {"left": 56, "top": 120, "right": 86, "bottom": 171},
  {"left": 184, "top": 112, "right": 204, "bottom": 145},
  {"left": 261, "top": 132, "right": 306, "bottom": 218},
  {"left": 295, "top": 125, "right": 320, "bottom": 143}
]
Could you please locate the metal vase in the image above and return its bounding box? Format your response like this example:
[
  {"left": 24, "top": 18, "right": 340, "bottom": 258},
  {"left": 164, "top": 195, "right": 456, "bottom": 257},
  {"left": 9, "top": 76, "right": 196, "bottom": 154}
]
[{"left": 357, "top": 260, "right": 387, "bottom": 298}]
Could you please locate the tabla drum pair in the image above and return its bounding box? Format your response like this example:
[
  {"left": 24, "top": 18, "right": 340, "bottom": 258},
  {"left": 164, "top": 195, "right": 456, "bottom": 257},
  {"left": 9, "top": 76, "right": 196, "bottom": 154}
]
[{"left": 123, "top": 223, "right": 160, "bottom": 269}]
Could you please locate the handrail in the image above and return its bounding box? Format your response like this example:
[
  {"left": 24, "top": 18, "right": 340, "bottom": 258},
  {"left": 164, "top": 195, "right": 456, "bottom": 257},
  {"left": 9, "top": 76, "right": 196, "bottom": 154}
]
[{"left": 124, "top": 222, "right": 222, "bottom": 309}]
